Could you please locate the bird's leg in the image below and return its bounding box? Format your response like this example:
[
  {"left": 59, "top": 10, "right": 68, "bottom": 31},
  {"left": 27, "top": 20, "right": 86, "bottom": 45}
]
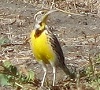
[
  {"left": 50, "top": 61, "right": 56, "bottom": 86},
  {"left": 41, "top": 62, "right": 47, "bottom": 87},
  {"left": 52, "top": 66, "right": 56, "bottom": 86}
]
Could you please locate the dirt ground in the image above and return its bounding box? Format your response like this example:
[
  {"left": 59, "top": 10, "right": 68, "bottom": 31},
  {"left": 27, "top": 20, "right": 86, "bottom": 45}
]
[{"left": 0, "top": 0, "right": 100, "bottom": 90}]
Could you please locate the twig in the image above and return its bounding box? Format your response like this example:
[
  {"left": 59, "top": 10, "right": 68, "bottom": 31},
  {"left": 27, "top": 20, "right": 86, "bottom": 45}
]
[
  {"left": 56, "top": 7, "right": 98, "bottom": 17},
  {"left": 56, "top": 8, "right": 85, "bottom": 16}
]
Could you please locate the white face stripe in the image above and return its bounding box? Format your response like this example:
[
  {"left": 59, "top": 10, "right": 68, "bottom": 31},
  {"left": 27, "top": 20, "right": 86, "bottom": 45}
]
[
  {"left": 34, "top": 11, "right": 46, "bottom": 22},
  {"left": 34, "top": 23, "right": 48, "bottom": 32},
  {"left": 34, "top": 23, "right": 40, "bottom": 29},
  {"left": 34, "top": 11, "right": 42, "bottom": 20}
]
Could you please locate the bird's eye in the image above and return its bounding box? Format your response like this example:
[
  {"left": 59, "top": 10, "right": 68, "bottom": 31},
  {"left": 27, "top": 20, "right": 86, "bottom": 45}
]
[{"left": 41, "top": 11, "right": 45, "bottom": 14}]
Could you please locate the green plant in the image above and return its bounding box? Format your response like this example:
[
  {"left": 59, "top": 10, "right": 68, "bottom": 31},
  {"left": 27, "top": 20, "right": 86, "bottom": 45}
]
[{"left": 0, "top": 61, "right": 35, "bottom": 89}]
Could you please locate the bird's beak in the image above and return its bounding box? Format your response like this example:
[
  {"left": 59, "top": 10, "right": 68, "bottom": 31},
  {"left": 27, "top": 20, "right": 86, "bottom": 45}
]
[
  {"left": 34, "top": 10, "right": 58, "bottom": 23},
  {"left": 41, "top": 10, "right": 58, "bottom": 23}
]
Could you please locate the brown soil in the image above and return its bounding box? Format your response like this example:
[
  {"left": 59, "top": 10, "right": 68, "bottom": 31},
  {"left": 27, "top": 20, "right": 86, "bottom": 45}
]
[{"left": 0, "top": 0, "right": 100, "bottom": 90}]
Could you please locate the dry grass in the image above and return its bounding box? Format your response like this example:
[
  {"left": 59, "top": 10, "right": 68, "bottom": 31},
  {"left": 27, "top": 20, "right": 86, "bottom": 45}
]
[{"left": 0, "top": 0, "right": 100, "bottom": 90}]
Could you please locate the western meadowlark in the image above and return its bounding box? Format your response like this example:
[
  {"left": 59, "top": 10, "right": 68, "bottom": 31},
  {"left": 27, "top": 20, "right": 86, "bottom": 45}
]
[{"left": 30, "top": 9, "right": 75, "bottom": 87}]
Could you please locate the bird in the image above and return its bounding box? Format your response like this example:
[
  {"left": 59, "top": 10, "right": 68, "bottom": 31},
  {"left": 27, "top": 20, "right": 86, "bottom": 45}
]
[{"left": 30, "top": 9, "right": 75, "bottom": 87}]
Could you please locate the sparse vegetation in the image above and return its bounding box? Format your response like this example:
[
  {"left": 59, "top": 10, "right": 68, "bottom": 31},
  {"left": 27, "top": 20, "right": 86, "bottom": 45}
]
[{"left": 0, "top": 0, "right": 100, "bottom": 90}]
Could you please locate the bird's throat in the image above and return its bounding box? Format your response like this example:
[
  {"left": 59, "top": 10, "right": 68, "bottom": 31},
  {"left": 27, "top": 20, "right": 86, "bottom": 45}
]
[
  {"left": 34, "top": 23, "right": 46, "bottom": 38},
  {"left": 34, "top": 29, "right": 44, "bottom": 38}
]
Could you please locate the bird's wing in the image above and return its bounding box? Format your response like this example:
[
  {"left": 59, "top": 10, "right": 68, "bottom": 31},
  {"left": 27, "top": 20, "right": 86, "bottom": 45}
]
[
  {"left": 48, "top": 27, "right": 65, "bottom": 66},
  {"left": 48, "top": 27, "right": 76, "bottom": 78}
]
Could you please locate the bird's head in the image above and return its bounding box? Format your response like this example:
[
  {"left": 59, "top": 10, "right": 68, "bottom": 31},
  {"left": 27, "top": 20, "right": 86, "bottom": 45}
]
[{"left": 33, "top": 9, "right": 58, "bottom": 37}]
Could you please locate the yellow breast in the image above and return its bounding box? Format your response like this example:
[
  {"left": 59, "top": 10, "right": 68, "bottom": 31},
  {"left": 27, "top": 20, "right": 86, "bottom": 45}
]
[{"left": 30, "top": 30, "right": 56, "bottom": 64}]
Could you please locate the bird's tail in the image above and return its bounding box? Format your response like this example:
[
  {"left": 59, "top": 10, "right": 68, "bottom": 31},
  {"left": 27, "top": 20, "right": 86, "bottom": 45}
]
[{"left": 60, "top": 63, "right": 76, "bottom": 79}]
